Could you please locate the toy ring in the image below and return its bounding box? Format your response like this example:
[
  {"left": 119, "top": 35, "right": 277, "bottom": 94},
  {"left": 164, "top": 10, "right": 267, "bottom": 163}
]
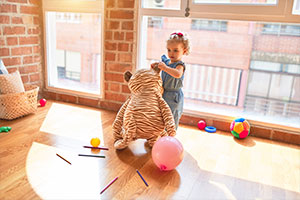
[{"left": 205, "top": 126, "right": 216, "bottom": 133}]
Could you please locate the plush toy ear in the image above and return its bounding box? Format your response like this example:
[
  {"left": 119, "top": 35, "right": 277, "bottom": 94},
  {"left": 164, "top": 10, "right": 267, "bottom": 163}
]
[
  {"left": 124, "top": 71, "right": 132, "bottom": 82},
  {"left": 152, "top": 63, "right": 161, "bottom": 74}
]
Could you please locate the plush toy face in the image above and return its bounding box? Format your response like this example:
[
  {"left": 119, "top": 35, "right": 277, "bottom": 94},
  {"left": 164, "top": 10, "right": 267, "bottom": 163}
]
[{"left": 125, "top": 69, "right": 163, "bottom": 95}]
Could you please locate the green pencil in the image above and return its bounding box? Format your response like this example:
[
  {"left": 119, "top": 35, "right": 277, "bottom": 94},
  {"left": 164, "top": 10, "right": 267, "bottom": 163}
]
[{"left": 78, "top": 154, "right": 105, "bottom": 158}]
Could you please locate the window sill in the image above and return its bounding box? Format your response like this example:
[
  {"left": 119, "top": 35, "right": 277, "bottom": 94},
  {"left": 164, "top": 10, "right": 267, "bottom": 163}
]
[{"left": 181, "top": 107, "right": 300, "bottom": 146}]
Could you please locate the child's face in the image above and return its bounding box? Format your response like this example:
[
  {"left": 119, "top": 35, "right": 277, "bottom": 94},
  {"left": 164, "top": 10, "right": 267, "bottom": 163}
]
[{"left": 167, "top": 41, "right": 186, "bottom": 63}]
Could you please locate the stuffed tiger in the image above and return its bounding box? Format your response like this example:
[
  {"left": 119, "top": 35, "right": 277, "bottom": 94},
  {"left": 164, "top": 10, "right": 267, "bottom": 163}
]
[{"left": 112, "top": 67, "right": 176, "bottom": 150}]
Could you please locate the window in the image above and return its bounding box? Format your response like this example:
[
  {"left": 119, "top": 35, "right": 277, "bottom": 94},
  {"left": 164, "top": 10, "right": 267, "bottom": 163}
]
[
  {"left": 191, "top": 19, "right": 227, "bottom": 31},
  {"left": 142, "top": 0, "right": 181, "bottom": 10},
  {"left": 293, "top": 0, "right": 300, "bottom": 15},
  {"left": 262, "top": 24, "right": 300, "bottom": 36},
  {"left": 148, "top": 16, "right": 163, "bottom": 28},
  {"left": 43, "top": 0, "right": 103, "bottom": 96},
  {"left": 193, "top": 0, "right": 277, "bottom": 5},
  {"left": 138, "top": 0, "right": 300, "bottom": 128}
]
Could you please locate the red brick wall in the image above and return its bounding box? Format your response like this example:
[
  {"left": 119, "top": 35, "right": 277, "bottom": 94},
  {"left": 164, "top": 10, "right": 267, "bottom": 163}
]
[
  {"left": 102, "top": 0, "right": 136, "bottom": 110},
  {"left": 0, "top": 0, "right": 43, "bottom": 88}
]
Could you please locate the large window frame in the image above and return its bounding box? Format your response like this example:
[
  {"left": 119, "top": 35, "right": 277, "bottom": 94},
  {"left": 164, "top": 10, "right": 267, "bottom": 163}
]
[
  {"left": 140, "top": 0, "right": 300, "bottom": 22},
  {"left": 42, "top": 0, "right": 104, "bottom": 98},
  {"left": 138, "top": 0, "right": 300, "bottom": 130}
]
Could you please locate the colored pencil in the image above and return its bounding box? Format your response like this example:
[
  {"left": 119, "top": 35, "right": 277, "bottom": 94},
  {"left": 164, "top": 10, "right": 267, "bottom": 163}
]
[
  {"left": 83, "top": 146, "right": 109, "bottom": 150},
  {"left": 100, "top": 177, "right": 118, "bottom": 194},
  {"left": 78, "top": 154, "right": 105, "bottom": 158},
  {"left": 136, "top": 169, "right": 149, "bottom": 187},
  {"left": 56, "top": 153, "right": 72, "bottom": 165}
]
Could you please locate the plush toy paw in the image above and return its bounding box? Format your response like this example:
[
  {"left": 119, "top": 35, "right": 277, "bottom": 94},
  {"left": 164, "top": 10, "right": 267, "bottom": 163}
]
[{"left": 114, "top": 139, "right": 128, "bottom": 150}]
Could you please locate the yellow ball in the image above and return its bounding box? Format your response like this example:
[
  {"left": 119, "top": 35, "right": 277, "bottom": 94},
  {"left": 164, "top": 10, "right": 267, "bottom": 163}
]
[{"left": 90, "top": 137, "right": 100, "bottom": 147}]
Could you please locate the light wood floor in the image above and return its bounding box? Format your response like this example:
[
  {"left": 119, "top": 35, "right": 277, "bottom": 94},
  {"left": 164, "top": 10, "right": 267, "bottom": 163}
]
[{"left": 0, "top": 100, "right": 299, "bottom": 200}]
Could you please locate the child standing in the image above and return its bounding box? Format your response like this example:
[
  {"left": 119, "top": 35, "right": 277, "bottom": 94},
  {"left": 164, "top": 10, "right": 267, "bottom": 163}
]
[{"left": 151, "top": 31, "right": 190, "bottom": 129}]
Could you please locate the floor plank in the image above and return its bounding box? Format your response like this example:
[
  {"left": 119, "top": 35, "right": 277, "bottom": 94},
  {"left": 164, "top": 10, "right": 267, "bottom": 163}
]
[{"left": 0, "top": 100, "right": 299, "bottom": 199}]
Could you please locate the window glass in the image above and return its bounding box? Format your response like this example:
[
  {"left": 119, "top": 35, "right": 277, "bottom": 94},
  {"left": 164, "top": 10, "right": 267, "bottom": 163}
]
[
  {"left": 142, "top": 0, "right": 181, "bottom": 10},
  {"left": 269, "top": 74, "right": 293, "bottom": 100},
  {"left": 250, "top": 61, "right": 281, "bottom": 72},
  {"left": 247, "top": 71, "right": 271, "bottom": 97},
  {"left": 291, "top": 77, "right": 300, "bottom": 102},
  {"left": 191, "top": 20, "right": 227, "bottom": 32},
  {"left": 262, "top": 24, "right": 300, "bottom": 36},
  {"left": 293, "top": 0, "right": 300, "bottom": 15},
  {"left": 66, "top": 51, "right": 81, "bottom": 81},
  {"left": 139, "top": 15, "right": 300, "bottom": 127},
  {"left": 45, "top": 11, "right": 102, "bottom": 95},
  {"left": 193, "top": 0, "right": 277, "bottom": 5}
]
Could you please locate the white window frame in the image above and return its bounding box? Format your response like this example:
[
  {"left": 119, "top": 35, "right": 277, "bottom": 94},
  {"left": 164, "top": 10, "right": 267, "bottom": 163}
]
[
  {"left": 42, "top": 0, "right": 104, "bottom": 98},
  {"left": 139, "top": 0, "right": 300, "bottom": 22}
]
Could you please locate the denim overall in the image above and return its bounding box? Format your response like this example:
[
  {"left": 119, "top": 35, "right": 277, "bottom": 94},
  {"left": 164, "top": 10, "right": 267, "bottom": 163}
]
[{"left": 161, "top": 61, "right": 185, "bottom": 130}]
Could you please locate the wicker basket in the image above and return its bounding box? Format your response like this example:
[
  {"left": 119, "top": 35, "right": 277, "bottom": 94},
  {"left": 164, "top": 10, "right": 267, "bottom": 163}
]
[{"left": 0, "top": 84, "right": 39, "bottom": 120}]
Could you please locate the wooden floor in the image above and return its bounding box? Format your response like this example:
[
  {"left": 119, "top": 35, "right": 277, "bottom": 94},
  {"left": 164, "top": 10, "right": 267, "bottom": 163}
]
[{"left": 0, "top": 100, "right": 299, "bottom": 200}]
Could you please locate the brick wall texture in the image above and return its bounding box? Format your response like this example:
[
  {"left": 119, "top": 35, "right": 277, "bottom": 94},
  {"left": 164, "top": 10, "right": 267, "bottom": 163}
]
[{"left": 0, "top": 0, "right": 43, "bottom": 88}]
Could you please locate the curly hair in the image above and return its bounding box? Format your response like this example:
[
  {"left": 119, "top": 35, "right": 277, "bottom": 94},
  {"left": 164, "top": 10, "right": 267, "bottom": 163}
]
[{"left": 167, "top": 31, "right": 191, "bottom": 55}]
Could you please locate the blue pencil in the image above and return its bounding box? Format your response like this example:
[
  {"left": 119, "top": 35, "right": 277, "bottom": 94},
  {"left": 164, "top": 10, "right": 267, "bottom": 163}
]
[{"left": 136, "top": 169, "right": 149, "bottom": 187}]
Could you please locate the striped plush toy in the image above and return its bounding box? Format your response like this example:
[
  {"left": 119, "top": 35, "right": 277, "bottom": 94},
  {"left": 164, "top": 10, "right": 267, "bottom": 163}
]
[{"left": 113, "top": 66, "right": 176, "bottom": 150}]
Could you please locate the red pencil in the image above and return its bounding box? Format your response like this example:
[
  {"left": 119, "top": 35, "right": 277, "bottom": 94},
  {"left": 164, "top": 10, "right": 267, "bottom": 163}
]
[
  {"left": 100, "top": 177, "right": 118, "bottom": 194},
  {"left": 56, "top": 153, "right": 72, "bottom": 165},
  {"left": 83, "top": 146, "right": 109, "bottom": 150}
]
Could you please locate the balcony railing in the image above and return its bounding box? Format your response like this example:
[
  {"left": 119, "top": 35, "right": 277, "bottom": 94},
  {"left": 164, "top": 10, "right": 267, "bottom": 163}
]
[{"left": 183, "top": 64, "right": 242, "bottom": 106}]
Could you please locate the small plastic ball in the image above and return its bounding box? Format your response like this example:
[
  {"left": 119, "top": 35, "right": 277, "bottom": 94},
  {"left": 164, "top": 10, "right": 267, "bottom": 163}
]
[
  {"left": 230, "top": 118, "right": 250, "bottom": 139},
  {"left": 90, "top": 137, "right": 101, "bottom": 147},
  {"left": 39, "top": 98, "right": 47, "bottom": 107},
  {"left": 197, "top": 120, "right": 206, "bottom": 130}
]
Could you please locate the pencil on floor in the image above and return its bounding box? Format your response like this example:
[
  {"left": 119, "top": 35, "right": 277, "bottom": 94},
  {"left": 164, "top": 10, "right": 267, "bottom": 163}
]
[
  {"left": 56, "top": 153, "right": 72, "bottom": 165},
  {"left": 136, "top": 169, "right": 149, "bottom": 187},
  {"left": 83, "top": 146, "right": 109, "bottom": 150},
  {"left": 100, "top": 177, "right": 118, "bottom": 194},
  {"left": 78, "top": 154, "right": 105, "bottom": 158}
]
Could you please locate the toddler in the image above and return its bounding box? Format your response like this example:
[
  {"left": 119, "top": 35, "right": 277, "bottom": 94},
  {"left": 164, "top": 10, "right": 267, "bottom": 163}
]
[{"left": 151, "top": 31, "right": 190, "bottom": 129}]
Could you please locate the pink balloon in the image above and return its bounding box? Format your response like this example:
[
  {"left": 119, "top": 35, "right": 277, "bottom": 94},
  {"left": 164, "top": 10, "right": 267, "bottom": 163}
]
[
  {"left": 39, "top": 98, "right": 47, "bottom": 107},
  {"left": 152, "top": 136, "right": 184, "bottom": 171}
]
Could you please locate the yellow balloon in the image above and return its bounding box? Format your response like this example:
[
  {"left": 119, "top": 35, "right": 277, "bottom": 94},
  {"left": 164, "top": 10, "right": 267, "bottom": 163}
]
[{"left": 90, "top": 137, "right": 100, "bottom": 147}]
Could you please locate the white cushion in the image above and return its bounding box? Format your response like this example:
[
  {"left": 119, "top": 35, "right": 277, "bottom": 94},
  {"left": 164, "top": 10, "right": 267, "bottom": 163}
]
[
  {"left": 0, "top": 59, "right": 8, "bottom": 74},
  {"left": 0, "top": 71, "right": 25, "bottom": 94}
]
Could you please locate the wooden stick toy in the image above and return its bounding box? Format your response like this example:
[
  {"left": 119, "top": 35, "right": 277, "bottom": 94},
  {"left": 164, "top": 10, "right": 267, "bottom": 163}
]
[
  {"left": 100, "top": 177, "right": 118, "bottom": 194},
  {"left": 83, "top": 146, "right": 109, "bottom": 150},
  {"left": 56, "top": 153, "right": 72, "bottom": 165},
  {"left": 78, "top": 154, "right": 105, "bottom": 158},
  {"left": 136, "top": 169, "right": 149, "bottom": 187}
]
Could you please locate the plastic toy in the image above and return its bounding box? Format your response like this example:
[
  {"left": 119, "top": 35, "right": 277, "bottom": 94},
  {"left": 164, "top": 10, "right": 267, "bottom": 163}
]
[
  {"left": 152, "top": 136, "right": 184, "bottom": 171},
  {"left": 90, "top": 137, "right": 101, "bottom": 147},
  {"left": 205, "top": 126, "right": 216, "bottom": 133},
  {"left": 230, "top": 118, "right": 250, "bottom": 139},
  {"left": 39, "top": 98, "right": 47, "bottom": 107},
  {"left": 197, "top": 120, "right": 206, "bottom": 130},
  {"left": 161, "top": 55, "right": 170, "bottom": 65},
  {"left": 0, "top": 126, "right": 12, "bottom": 132},
  {"left": 100, "top": 177, "right": 118, "bottom": 194}
]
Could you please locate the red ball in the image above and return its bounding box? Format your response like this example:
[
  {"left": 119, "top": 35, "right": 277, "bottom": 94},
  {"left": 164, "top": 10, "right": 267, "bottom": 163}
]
[
  {"left": 197, "top": 120, "right": 206, "bottom": 130},
  {"left": 39, "top": 98, "right": 47, "bottom": 107}
]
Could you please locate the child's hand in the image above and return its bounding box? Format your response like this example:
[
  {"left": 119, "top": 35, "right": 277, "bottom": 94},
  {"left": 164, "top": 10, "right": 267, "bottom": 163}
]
[
  {"left": 151, "top": 62, "right": 159, "bottom": 69},
  {"left": 158, "top": 62, "right": 167, "bottom": 71}
]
